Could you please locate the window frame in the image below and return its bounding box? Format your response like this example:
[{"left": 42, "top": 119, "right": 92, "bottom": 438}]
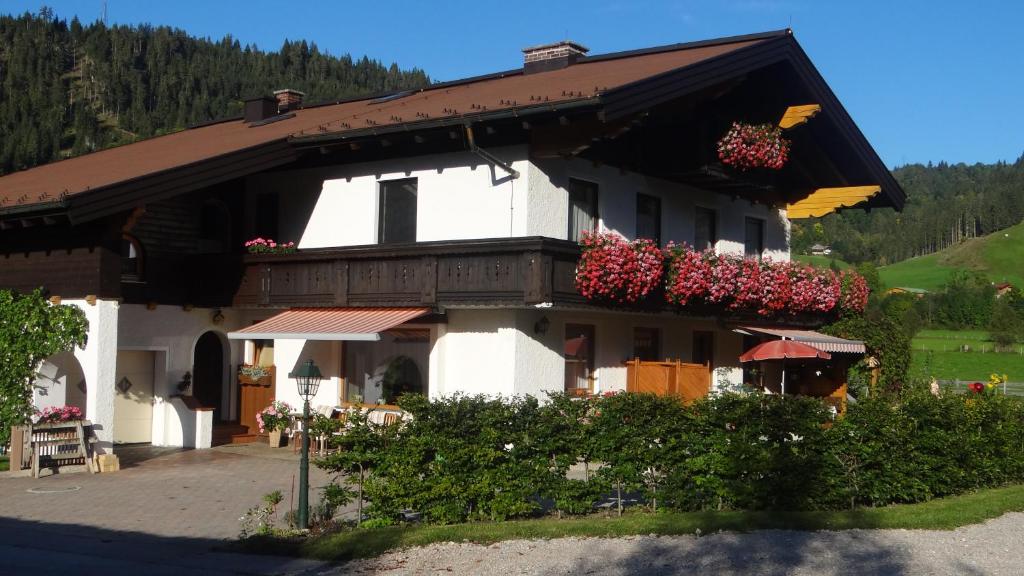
[
  {"left": 693, "top": 206, "right": 718, "bottom": 252},
  {"left": 632, "top": 326, "right": 661, "bottom": 361},
  {"left": 744, "top": 216, "right": 766, "bottom": 259},
  {"left": 567, "top": 178, "right": 600, "bottom": 242},
  {"left": 635, "top": 193, "right": 662, "bottom": 245},
  {"left": 120, "top": 234, "right": 145, "bottom": 282},
  {"left": 564, "top": 323, "right": 596, "bottom": 395},
  {"left": 377, "top": 177, "right": 419, "bottom": 244}
]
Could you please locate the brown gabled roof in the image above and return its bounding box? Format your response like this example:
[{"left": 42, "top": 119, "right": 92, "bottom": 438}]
[{"left": 0, "top": 31, "right": 780, "bottom": 216}]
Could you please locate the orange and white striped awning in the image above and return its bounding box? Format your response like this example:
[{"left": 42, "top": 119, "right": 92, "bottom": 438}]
[{"left": 228, "top": 307, "right": 431, "bottom": 341}]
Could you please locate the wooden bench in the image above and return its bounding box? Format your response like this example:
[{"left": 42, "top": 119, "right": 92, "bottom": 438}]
[{"left": 28, "top": 420, "right": 96, "bottom": 478}]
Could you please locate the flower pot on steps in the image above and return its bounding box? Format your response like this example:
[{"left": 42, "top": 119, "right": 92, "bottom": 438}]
[{"left": 268, "top": 429, "right": 282, "bottom": 448}]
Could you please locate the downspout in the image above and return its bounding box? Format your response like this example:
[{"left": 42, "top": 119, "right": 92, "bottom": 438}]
[{"left": 464, "top": 124, "right": 520, "bottom": 179}]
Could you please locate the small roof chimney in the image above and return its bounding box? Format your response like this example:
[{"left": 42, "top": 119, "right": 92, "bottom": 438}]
[
  {"left": 274, "top": 88, "right": 306, "bottom": 112},
  {"left": 522, "top": 40, "right": 589, "bottom": 74}
]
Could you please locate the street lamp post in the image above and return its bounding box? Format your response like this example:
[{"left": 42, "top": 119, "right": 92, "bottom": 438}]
[{"left": 289, "top": 359, "right": 322, "bottom": 530}]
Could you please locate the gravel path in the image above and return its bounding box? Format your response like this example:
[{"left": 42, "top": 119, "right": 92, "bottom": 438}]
[{"left": 329, "top": 512, "right": 1024, "bottom": 575}]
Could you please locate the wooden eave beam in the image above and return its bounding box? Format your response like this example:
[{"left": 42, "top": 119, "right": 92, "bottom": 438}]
[
  {"left": 786, "top": 185, "right": 881, "bottom": 218},
  {"left": 779, "top": 104, "right": 821, "bottom": 129}
]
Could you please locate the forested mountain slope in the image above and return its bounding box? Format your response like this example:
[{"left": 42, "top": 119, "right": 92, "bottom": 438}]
[
  {"left": 793, "top": 159, "right": 1024, "bottom": 265},
  {"left": 0, "top": 9, "right": 430, "bottom": 175}
]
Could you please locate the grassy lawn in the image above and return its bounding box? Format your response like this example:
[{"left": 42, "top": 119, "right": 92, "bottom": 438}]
[
  {"left": 913, "top": 329, "right": 995, "bottom": 352},
  {"left": 879, "top": 253, "right": 955, "bottom": 291},
  {"left": 911, "top": 349, "right": 1024, "bottom": 382},
  {"left": 879, "top": 221, "right": 1024, "bottom": 291},
  {"left": 794, "top": 254, "right": 850, "bottom": 270},
  {"left": 0, "top": 456, "right": 7, "bottom": 472},
  {"left": 238, "top": 484, "right": 1024, "bottom": 562}
]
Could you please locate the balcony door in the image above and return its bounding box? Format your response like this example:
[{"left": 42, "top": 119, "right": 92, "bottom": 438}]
[{"left": 568, "top": 178, "right": 598, "bottom": 242}]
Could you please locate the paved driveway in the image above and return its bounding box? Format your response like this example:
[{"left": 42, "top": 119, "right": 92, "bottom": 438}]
[{"left": 0, "top": 443, "right": 341, "bottom": 575}]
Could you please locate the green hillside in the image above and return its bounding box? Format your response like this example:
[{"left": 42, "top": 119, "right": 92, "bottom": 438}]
[
  {"left": 793, "top": 254, "right": 850, "bottom": 270},
  {"left": 879, "top": 221, "right": 1024, "bottom": 291}
]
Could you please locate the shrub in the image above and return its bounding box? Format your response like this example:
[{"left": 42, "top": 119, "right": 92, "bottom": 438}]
[{"left": 317, "top": 390, "right": 1024, "bottom": 525}]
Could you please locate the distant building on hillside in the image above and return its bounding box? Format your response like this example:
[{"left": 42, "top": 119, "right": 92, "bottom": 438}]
[
  {"left": 810, "top": 243, "right": 832, "bottom": 255},
  {"left": 995, "top": 282, "right": 1014, "bottom": 298},
  {"left": 886, "top": 287, "right": 929, "bottom": 297}
]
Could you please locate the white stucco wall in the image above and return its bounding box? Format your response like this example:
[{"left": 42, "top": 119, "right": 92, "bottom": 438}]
[
  {"left": 428, "top": 309, "right": 519, "bottom": 398},
  {"left": 249, "top": 146, "right": 789, "bottom": 258},
  {"left": 428, "top": 308, "right": 745, "bottom": 400},
  {"left": 57, "top": 298, "right": 119, "bottom": 454},
  {"left": 287, "top": 146, "right": 529, "bottom": 249},
  {"left": 528, "top": 156, "right": 790, "bottom": 260},
  {"left": 273, "top": 339, "right": 343, "bottom": 411},
  {"left": 115, "top": 305, "right": 278, "bottom": 446}
]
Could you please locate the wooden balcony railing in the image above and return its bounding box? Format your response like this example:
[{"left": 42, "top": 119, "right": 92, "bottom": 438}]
[{"left": 233, "top": 237, "right": 585, "bottom": 309}]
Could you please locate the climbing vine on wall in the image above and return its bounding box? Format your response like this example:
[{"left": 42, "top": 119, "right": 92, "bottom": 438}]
[{"left": 0, "top": 289, "right": 88, "bottom": 448}]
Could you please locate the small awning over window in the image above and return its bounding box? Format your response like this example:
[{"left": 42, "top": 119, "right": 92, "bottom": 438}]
[
  {"left": 734, "top": 326, "right": 866, "bottom": 354},
  {"left": 228, "top": 307, "right": 431, "bottom": 341}
]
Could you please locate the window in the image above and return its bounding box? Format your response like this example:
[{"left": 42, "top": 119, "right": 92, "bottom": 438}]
[
  {"left": 568, "top": 178, "right": 598, "bottom": 242},
  {"left": 633, "top": 327, "right": 660, "bottom": 361},
  {"left": 694, "top": 207, "right": 717, "bottom": 251},
  {"left": 379, "top": 178, "right": 418, "bottom": 244},
  {"left": 120, "top": 235, "right": 144, "bottom": 281},
  {"left": 692, "top": 330, "right": 714, "bottom": 367},
  {"left": 564, "top": 324, "right": 595, "bottom": 395},
  {"left": 745, "top": 217, "right": 765, "bottom": 259},
  {"left": 636, "top": 194, "right": 661, "bottom": 245}
]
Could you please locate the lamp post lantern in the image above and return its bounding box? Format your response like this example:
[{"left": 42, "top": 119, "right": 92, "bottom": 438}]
[{"left": 289, "top": 359, "right": 322, "bottom": 529}]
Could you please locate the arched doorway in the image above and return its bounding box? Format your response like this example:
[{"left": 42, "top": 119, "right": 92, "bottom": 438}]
[
  {"left": 193, "top": 331, "right": 226, "bottom": 422},
  {"left": 35, "top": 351, "right": 87, "bottom": 413}
]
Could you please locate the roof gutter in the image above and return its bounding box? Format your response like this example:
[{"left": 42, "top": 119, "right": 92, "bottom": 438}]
[
  {"left": 0, "top": 199, "right": 68, "bottom": 218},
  {"left": 288, "top": 98, "right": 601, "bottom": 146}
]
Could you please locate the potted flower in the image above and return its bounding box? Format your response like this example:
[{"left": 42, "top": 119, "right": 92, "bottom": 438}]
[
  {"left": 244, "top": 238, "right": 297, "bottom": 254},
  {"left": 239, "top": 364, "right": 273, "bottom": 385},
  {"left": 34, "top": 405, "right": 84, "bottom": 424},
  {"left": 257, "top": 400, "right": 294, "bottom": 448}
]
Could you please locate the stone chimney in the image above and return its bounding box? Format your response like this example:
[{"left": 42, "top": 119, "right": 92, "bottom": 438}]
[
  {"left": 274, "top": 88, "right": 306, "bottom": 112},
  {"left": 522, "top": 41, "right": 589, "bottom": 74}
]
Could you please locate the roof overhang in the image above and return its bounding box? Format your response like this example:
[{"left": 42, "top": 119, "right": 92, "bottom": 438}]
[
  {"left": 599, "top": 33, "right": 904, "bottom": 211},
  {"left": 228, "top": 307, "right": 431, "bottom": 341},
  {"left": 734, "top": 326, "right": 866, "bottom": 354}
]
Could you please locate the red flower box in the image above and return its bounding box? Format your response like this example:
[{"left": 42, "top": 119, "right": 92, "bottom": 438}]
[{"left": 575, "top": 231, "right": 664, "bottom": 304}]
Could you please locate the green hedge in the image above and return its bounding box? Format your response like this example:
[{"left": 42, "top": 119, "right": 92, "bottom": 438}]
[{"left": 316, "top": 390, "right": 1024, "bottom": 524}]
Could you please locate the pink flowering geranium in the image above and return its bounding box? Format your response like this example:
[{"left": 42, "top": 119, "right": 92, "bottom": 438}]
[
  {"left": 256, "top": 400, "right": 294, "bottom": 433},
  {"left": 245, "top": 238, "right": 297, "bottom": 254},
  {"left": 661, "top": 245, "right": 867, "bottom": 318},
  {"left": 575, "top": 231, "right": 663, "bottom": 304},
  {"left": 663, "top": 243, "right": 713, "bottom": 306},
  {"left": 35, "top": 405, "right": 83, "bottom": 424},
  {"left": 717, "top": 122, "right": 791, "bottom": 171},
  {"left": 839, "top": 269, "right": 870, "bottom": 314}
]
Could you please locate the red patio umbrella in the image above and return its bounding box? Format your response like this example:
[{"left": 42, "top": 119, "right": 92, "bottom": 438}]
[
  {"left": 739, "top": 340, "right": 831, "bottom": 395},
  {"left": 739, "top": 340, "right": 831, "bottom": 362}
]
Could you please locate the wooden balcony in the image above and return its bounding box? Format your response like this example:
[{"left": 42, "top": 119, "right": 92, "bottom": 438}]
[{"left": 233, "top": 237, "right": 585, "bottom": 309}]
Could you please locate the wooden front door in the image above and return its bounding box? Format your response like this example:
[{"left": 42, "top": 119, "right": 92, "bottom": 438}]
[
  {"left": 193, "top": 332, "right": 224, "bottom": 421},
  {"left": 239, "top": 367, "right": 275, "bottom": 434}
]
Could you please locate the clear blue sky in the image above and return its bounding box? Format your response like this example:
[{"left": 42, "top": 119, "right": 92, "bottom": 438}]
[{"left": 5, "top": 0, "right": 1023, "bottom": 167}]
